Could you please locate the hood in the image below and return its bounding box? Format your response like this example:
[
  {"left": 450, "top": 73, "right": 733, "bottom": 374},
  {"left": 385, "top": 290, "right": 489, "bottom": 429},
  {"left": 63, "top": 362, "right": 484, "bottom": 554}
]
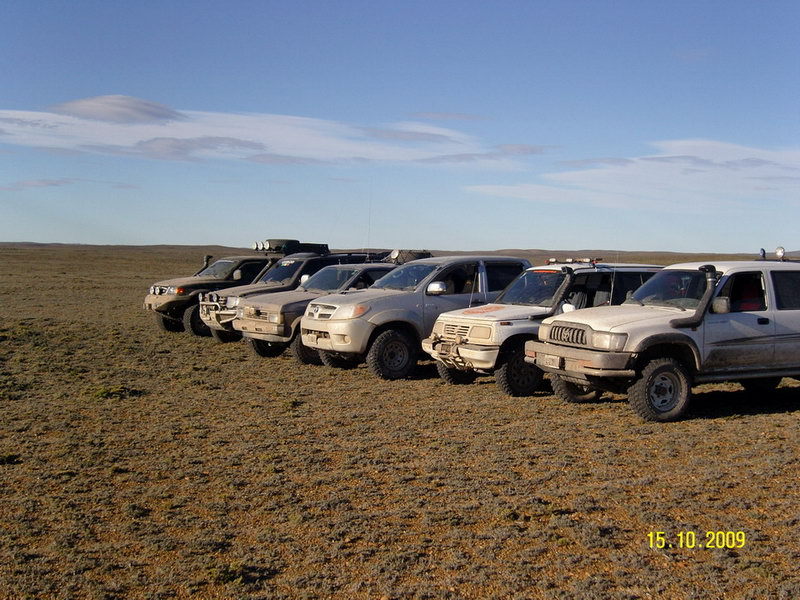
[
  {"left": 440, "top": 303, "right": 550, "bottom": 323},
  {"left": 152, "top": 275, "right": 219, "bottom": 288},
  {"left": 545, "top": 304, "right": 685, "bottom": 331},
  {"left": 312, "top": 288, "right": 406, "bottom": 307},
  {"left": 215, "top": 281, "right": 297, "bottom": 299},
  {"left": 242, "top": 289, "right": 320, "bottom": 312}
]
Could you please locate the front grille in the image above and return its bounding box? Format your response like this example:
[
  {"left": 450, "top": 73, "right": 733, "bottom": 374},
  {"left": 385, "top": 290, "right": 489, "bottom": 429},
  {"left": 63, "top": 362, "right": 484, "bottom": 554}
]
[
  {"left": 441, "top": 323, "right": 470, "bottom": 341},
  {"left": 308, "top": 304, "right": 337, "bottom": 319},
  {"left": 550, "top": 325, "right": 587, "bottom": 346}
]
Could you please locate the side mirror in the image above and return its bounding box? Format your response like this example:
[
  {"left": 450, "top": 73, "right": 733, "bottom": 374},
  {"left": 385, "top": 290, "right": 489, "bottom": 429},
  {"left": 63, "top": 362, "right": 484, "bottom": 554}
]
[
  {"left": 561, "top": 303, "right": 576, "bottom": 313},
  {"left": 232, "top": 269, "right": 242, "bottom": 281},
  {"left": 426, "top": 281, "right": 447, "bottom": 296},
  {"left": 712, "top": 297, "right": 730, "bottom": 314},
  {"left": 300, "top": 274, "right": 310, "bottom": 284}
]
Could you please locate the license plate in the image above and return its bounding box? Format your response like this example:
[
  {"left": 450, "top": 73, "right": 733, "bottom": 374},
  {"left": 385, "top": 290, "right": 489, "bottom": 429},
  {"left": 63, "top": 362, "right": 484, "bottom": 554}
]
[
  {"left": 437, "top": 342, "right": 453, "bottom": 354},
  {"left": 538, "top": 354, "right": 563, "bottom": 369}
]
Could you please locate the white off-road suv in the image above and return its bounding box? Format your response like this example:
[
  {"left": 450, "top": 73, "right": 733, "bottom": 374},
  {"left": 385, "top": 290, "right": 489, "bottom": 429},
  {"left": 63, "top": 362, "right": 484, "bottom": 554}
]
[
  {"left": 301, "top": 256, "right": 530, "bottom": 379},
  {"left": 422, "top": 261, "right": 660, "bottom": 396},
  {"left": 526, "top": 255, "right": 800, "bottom": 421}
]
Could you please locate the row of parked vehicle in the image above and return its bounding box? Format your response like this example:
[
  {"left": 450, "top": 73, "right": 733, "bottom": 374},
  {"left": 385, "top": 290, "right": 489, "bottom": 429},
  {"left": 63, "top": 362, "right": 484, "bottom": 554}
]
[{"left": 144, "top": 240, "right": 800, "bottom": 422}]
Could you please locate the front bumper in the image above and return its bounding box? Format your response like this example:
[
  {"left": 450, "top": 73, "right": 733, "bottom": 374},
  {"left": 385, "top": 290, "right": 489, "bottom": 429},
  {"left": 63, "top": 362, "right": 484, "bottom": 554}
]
[
  {"left": 300, "top": 317, "right": 374, "bottom": 355},
  {"left": 199, "top": 302, "right": 237, "bottom": 331},
  {"left": 525, "top": 340, "right": 635, "bottom": 380},
  {"left": 422, "top": 337, "right": 499, "bottom": 370},
  {"left": 233, "top": 317, "right": 291, "bottom": 342},
  {"left": 143, "top": 293, "right": 185, "bottom": 313}
]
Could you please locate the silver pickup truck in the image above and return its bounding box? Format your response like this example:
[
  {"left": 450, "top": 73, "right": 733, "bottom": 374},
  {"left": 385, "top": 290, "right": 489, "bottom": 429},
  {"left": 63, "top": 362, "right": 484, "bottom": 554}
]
[{"left": 301, "top": 255, "right": 530, "bottom": 379}]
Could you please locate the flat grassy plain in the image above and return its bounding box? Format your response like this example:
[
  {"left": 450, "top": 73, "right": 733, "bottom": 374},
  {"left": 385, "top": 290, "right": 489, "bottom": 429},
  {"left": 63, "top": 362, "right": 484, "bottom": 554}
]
[{"left": 1, "top": 244, "right": 799, "bottom": 600}]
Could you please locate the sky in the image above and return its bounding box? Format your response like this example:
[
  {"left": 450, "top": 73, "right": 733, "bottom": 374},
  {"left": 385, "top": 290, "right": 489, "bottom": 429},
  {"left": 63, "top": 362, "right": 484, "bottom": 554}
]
[{"left": 1, "top": 0, "right": 798, "bottom": 253}]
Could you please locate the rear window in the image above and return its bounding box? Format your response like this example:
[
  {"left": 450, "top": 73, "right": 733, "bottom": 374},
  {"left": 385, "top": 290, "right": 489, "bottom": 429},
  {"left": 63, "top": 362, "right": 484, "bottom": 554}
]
[
  {"left": 486, "top": 262, "right": 526, "bottom": 292},
  {"left": 771, "top": 271, "right": 800, "bottom": 310}
]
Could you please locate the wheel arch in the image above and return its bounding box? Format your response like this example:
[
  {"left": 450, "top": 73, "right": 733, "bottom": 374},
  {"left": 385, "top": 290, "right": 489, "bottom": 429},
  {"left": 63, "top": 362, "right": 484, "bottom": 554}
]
[
  {"left": 633, "top": 334, "right": 701, "bottom": 374},
  {"left": 367, "top": 320, "right": 420, "bottom": 351}
]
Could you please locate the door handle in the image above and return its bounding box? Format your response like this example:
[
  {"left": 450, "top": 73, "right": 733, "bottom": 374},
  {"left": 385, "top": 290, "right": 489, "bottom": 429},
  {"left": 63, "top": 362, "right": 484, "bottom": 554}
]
[{"left": 757, "top": 317, "right": 770, "bottom": 325}]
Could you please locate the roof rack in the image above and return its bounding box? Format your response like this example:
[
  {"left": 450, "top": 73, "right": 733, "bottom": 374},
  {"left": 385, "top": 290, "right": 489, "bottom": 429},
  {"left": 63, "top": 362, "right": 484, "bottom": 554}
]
[
  {"left": 383, "top": 249, "right": 433, "bottom": 264},
  {"left": 252, "top": 239, "right": 330, "bottom": 256},
  {"left": 546, "top": 257, "right": 603, "bottom": 265}
]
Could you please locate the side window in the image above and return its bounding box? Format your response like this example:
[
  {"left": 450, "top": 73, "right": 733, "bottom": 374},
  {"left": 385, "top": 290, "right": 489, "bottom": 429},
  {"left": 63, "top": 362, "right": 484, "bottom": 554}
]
[
  {"left": 611, "top": 272, "right": 655, "bottom": 304},
  {"left": 351, "top": 269, "right": 383, "bottom": 289},
  {"left": 237, "top": 261, "right": 266, "bottom": 282},
  {"left": 486, "top": 262, "right": 526, "bottom": 292},
  {"left": 771, "top": 271, "right": 800, "bottom": 310},
  {"left": 718, "top": 272, "right": 767, "bottom": 312},
  {"left": 435, "top": 262, "right": 479, "bottom": 295},
  {"left": 589, "top": 274, "right": 612, "bottom": 307}
]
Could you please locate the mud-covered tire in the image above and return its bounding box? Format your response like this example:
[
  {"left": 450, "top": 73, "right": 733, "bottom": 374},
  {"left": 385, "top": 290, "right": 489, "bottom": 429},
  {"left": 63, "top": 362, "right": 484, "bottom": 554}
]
[
  {"left": 366, "top": 329, "right": 417, "bottom": 380},
  {"left": 246, "top": 337, "right": 286, "bottom": 358},
  {"left": 740, "top": 377, "right": 782, "bottom": 394},
  {"left": 627, "top": 358, "right": 691, "bottom": 422},
  {"left": 182, "top": 303, "right": 211, "bottom": 337},
  {"left": 319, "top": 350, "right": 360, "bottom": 369},
  {"left": 290, "top": 333, "right": 322, "bottom": 365},
  {"left": 436, "top": 361, "right": 477, "bottom": 385},
  {"left": 495, "top": 347, "right": 544, "bottom": 396},
  {"left": 154, "top": 312, "right": 184, "bottom": 333},
  {"left": 551, "top": 376, "right": 603, "bottom": 403},
  {"left": 210, "top": 328, "right": 241, "bottom": 343}
]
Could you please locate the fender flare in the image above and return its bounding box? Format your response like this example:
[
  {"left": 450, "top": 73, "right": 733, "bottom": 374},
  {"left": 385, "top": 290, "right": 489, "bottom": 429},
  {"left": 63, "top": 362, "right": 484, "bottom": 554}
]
[{"left": 631, "top": 333, "right": 702, "bottom": 371}]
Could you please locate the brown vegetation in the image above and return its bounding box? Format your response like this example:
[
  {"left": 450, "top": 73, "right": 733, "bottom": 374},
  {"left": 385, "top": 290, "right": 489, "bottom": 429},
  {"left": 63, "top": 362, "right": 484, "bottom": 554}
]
[{"left": 1, "top": 245, "right": 798, "bottom": 599}]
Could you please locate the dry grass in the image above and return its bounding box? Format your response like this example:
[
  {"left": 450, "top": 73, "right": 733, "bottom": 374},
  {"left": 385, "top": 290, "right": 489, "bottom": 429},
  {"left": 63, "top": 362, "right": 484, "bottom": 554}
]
[{"left": 1, "top": 245, "right": 798, "bottom": 600}]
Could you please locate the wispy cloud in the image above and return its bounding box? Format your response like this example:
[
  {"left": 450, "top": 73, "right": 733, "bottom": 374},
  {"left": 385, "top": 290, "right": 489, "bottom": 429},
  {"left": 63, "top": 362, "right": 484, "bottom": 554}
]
[
  {"left": 409, "top": 112, "right": 483, "bottom": 121},
  {"left": 467, "top": 140, "right": 800, "bottom": 212},
  {"left": 50, "top": 95, "right": 185, "bottom": 123},
  {"left": 0, "top": 95, "right": 539, "bottom": 168},
  {"left": 0, "top": 178, "right": 76, "bottom": 191}
]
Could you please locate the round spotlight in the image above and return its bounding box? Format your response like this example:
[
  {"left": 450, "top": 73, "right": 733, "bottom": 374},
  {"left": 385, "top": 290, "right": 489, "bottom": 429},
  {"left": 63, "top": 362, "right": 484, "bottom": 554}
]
[
  {"left": 776, "top": 246, "right": 786, "bottom": 260},
  {"left": 252, "top": 242, "right": 259, "bottom": 250},
  {"left": 264, "top": 240, "right": 271, "bottom": 250}
]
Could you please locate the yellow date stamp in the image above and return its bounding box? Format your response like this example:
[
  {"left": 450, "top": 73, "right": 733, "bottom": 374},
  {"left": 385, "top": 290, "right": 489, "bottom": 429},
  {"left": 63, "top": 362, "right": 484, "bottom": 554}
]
[{"left": 647, "top": 531, "right": 746, "bottom": 549}]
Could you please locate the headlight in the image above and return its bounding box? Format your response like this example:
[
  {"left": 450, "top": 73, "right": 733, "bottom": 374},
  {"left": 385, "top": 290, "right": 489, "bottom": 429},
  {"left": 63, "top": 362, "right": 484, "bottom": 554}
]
[
  {"left": 469, "top": 325, "right": 492, "bottom": 340},
  {"left": 226, "top": 296, "right": 240, "bottom": 308},
  {"left": 267, "top": 313, "right": 283, "bottom": 324},
  {"left": 166, "top": 286, "right": 186, "bottom": 295},
  {"left": 539, "top": 323, "right": 552, "bottom": 340},
  {"left": 432, "top": 321, "right": 444, "bottom": 335},
  {"left": 335, "top": 303, "right": 370, "bottom": 319},
  {"left": 590, "top": 331, "right": 628, "bottom": 351},
  {"left": 149, "top": 286, "right": 155, "bottom": 294}
]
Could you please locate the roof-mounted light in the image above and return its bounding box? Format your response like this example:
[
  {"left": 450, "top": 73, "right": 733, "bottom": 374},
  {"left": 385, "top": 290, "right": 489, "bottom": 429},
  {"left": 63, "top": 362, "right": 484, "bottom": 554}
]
[
  {"left": 776, "top": 246, "right": 786, "bottom": 260},
  {"left": 252, "top": 242, "right": 259, "bottom": 250}
]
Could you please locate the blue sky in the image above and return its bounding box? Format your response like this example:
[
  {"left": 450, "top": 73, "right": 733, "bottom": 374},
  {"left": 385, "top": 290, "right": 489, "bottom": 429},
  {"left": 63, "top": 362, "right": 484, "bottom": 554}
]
[{"left": 1, "top": 0, "right": 798, "bottom": 252}]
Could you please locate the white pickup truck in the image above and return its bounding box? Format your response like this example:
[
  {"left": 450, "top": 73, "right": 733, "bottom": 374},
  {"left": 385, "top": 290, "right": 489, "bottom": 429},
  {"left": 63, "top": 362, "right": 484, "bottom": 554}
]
[
  {"left": 422, "top": 261, "right": 660, "bottom": 396},
  {"left": 526, "top": 257, "right": 800, "bottom": 421}
]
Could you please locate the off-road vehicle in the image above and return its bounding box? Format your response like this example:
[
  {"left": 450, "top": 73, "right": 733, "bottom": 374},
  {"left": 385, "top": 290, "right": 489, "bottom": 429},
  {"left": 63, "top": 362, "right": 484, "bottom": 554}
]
[
  {"left": 422, "top": 261, "right": 660, "bottom": 396},
  {"left": 143, "top": 239, "right": 328, "bottom": 337},
  {"left": 199, "top": 249, "right": 390, "bottom": 342},
  {"left": 526, "top": 250, "right": 800, "bottom": 421},
  {"left": 233, "top": 262, "right": 398, "bottom": 362},
  {"left": 301, "top": 256, "right": 530, "bottom": 379}
]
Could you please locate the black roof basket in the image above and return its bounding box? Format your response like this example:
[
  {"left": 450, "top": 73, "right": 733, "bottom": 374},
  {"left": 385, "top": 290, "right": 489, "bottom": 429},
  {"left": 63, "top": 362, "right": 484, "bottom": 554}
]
[
  {"left": 253, "top": 239, "right": 330, "bottom": 256},
  {"left": 383, "top": 249, "right": 432, "bottom": 264}
]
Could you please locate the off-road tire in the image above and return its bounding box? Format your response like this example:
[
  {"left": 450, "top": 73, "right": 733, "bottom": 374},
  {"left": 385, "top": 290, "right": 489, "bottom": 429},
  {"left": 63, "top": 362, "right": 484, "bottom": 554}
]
[
  {"left": 318, "top": 350, "right": 360, "bottom": 369},
  {"left": 627, "top": 358, "right": 691, "bottom": 422},
  {"left": 740, "top": 377, "right": 782, "bottom": 394},
  {"left": 495, "top": 347, "right": 544, "bottom": 396},
  {"left": 366, "top": 329, "right": 417, "bottom": 380},
  {"left": 154, "top": 312, "right": 184, "bottom": 333},
  {"left": 182, "top": 304, "right": 211, "bottom": 337},
  {"left": 551, "top": 376, "right": 602, "bottom": 403},
  {"left": 290, "top": 333, "right": 322, "bottom": 365},
  {"left": 210, "top": 328, "right": 241, "bottom": 343},
  {"left": 246, "top": 337, "right": 286, "bottom": 358},
  {"left": 436, "top": 361, "right": 477, "bottom": 385}
]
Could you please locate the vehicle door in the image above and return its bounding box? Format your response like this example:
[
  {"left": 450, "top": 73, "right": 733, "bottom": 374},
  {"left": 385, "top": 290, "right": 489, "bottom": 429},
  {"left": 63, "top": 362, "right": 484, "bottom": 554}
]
[
  {"left": 422, "top": 261, "right": 480, "bottom": 335},
  {"left": 703, "top": 271, "right": 775, "bottom": 372},
  {"left": 768, "top": 270, "right": 800, "bottom": 368},
  {"left": 348, "top": 267, "right": 394, "bottom": 290}
]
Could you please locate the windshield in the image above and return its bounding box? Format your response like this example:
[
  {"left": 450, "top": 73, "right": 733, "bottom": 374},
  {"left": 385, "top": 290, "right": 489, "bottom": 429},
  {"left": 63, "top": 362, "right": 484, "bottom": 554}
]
[
  {"left": 301, "top": 266, "right": 359, "bottom": 292},
  {"left": 371, "top": 264, "right": 437, "bottom": 291},
  {"left": 496, "top": 270, "right": 567, "bottom": 306},
  {"left": 195, "top": 259, "right": 235, "bottom": 278},
  {"left": 258, "top": 259, "right": 303, "bottom": 286},
  {"left": 627, "top": 269, "right": 709, "bottom": 309}
]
